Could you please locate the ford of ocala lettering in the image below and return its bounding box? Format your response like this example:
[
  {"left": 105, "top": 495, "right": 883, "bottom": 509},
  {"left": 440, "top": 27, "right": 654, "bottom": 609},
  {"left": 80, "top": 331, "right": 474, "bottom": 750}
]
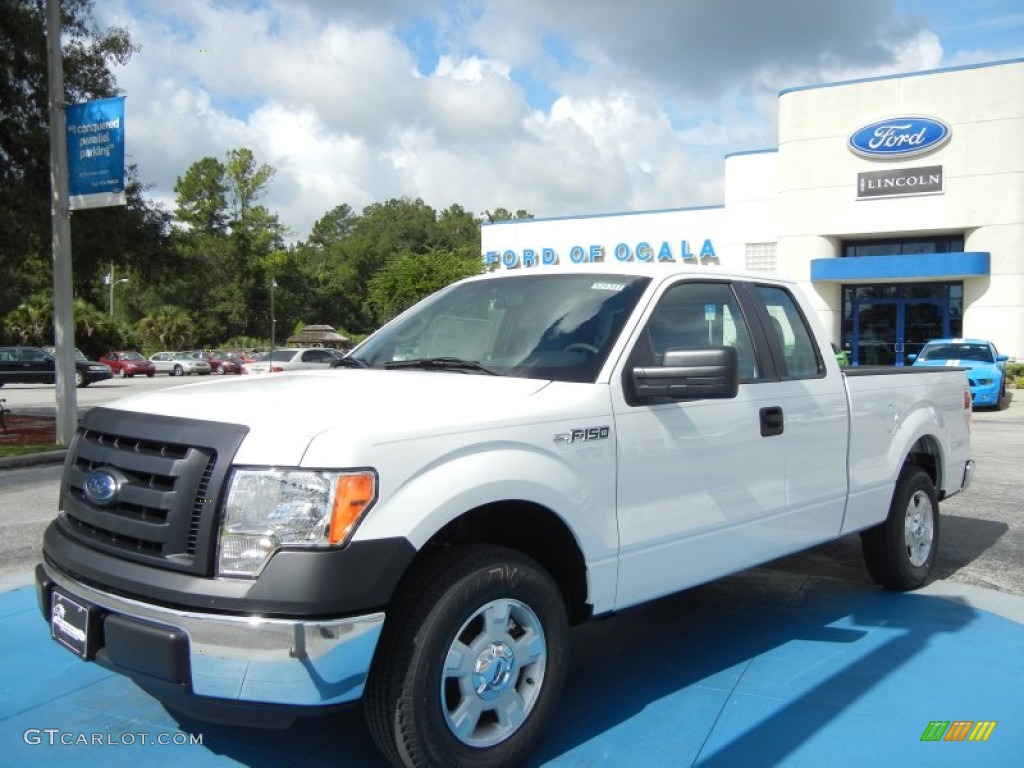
[{"left": 36, "top": 263, "right": 973, "bottom": 768}]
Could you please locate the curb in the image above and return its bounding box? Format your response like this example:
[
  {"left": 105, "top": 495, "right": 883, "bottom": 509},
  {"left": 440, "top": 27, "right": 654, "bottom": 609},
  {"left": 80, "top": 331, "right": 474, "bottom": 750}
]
[{"left": 0, "top": 449, "right": 67, "bottom": 469}]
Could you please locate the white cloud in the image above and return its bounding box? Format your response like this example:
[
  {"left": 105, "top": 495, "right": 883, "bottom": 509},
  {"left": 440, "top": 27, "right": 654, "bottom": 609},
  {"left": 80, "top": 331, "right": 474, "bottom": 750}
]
[{"left": 94, "top": 0, "right": 1021, "bottom": 243}]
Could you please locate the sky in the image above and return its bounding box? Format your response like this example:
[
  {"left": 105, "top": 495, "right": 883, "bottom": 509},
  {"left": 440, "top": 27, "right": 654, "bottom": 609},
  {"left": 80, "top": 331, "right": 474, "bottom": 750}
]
[{"left": 92, "top": 0, "right": 1024, "bottom": 243}]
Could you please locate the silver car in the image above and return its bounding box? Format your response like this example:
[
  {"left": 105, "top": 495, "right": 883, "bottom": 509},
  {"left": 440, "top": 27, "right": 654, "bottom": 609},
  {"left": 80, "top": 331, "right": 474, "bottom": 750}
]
[
  {"left": 149, "top": 351, "right": 212, "bottom": 377},
  {"left": 244, "top": 347, "right": 338, "bottom": 374}
]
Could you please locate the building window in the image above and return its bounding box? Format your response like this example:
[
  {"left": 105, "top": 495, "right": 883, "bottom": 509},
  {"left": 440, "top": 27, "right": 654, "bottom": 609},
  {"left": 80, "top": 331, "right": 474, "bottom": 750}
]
[
  {"left": 745, "top": 242, "right": 777, "bottom": 273},
  {"left": 841, "top": 235, "right": 964, "bottom": 257}
]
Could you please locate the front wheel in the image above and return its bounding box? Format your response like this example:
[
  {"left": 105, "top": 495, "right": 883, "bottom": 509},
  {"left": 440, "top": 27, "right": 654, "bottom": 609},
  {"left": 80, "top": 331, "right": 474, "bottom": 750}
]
[
  {"left": 861, "top": 464, "right": 939, "bottom": 590},
  {"left": 364, "top": 545, "right": 569, "bottom": 768},
  {"left": 172, "top": 365, "right": 184, "bottom": 377}
]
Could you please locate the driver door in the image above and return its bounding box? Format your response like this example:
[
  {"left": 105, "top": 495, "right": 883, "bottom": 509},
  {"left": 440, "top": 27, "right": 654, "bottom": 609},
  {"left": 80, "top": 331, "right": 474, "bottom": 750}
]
[{"left": 612, "top": 279, "right": 787, "bottom": 608}]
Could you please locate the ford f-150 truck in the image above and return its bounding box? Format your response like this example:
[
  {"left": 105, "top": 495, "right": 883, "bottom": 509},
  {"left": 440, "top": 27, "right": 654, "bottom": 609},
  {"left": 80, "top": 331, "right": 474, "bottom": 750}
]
[{"left": 36, "top": 264, "right": 973, "bottom": 767}]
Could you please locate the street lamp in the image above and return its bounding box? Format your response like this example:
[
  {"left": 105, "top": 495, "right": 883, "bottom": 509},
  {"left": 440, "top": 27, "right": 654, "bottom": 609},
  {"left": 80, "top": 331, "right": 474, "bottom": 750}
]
[
  {"left": 270, "top": 277, "right": 277, "bottom": 356},
  {"left": 103, "top": 263, "right": 129, "bottom": 318}
]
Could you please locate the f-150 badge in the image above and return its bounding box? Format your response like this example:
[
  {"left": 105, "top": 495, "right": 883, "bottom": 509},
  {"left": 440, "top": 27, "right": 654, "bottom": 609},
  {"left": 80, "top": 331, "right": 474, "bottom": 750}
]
[{"left": 554, "top": 426, "right": 610, "bottom": 444}]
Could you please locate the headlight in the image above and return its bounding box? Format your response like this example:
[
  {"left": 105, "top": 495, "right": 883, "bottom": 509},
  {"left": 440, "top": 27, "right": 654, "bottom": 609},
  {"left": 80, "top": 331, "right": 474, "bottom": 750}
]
[
  {"left": 977, "top": 378, "right": 992, "bottom": 385},
  {"left": 217, "top": 468, "right": 377, "bottom": 577}
]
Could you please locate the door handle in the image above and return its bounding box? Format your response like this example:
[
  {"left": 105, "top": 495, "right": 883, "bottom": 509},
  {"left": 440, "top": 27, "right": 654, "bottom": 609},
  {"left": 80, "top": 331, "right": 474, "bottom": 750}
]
[{"left": 760, "top": 406, "right": 784, "bottom": 437}]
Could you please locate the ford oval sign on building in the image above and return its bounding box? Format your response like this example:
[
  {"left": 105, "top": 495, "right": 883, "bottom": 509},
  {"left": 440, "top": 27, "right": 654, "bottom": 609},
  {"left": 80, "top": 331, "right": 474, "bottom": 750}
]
[{"left": 848, "top": 116, "right": 951, "bottom": 159}]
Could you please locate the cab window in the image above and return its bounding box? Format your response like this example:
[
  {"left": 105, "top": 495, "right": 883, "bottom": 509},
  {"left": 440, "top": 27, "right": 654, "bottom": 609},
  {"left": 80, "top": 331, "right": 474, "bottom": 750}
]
[
  {"left": 756, "top": 285, "right": 824, "bottom": 378},
  {"left": 639, "top": 282, "right": 759, "bottom": 381}
]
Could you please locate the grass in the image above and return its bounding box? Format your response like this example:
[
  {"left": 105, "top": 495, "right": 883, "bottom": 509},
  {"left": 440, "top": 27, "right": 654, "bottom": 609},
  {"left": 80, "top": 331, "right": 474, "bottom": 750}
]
[{"left": 0, "top": 444, "right": 61, "bottom": 458}]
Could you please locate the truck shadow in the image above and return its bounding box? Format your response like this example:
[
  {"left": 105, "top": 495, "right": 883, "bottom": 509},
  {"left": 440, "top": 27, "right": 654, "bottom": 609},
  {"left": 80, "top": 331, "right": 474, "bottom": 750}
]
[
  {"left": 159, "top": 567, "right": 986, "bottom": 767},
  {"left": 529, "top": 570, "right": 982, "bottom": 766}
]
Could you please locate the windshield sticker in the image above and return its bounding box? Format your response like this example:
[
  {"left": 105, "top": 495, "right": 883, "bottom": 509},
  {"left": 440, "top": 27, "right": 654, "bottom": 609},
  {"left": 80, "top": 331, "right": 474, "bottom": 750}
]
[{"left": 591, "top": 282, "right": 626, "bottom": 292}]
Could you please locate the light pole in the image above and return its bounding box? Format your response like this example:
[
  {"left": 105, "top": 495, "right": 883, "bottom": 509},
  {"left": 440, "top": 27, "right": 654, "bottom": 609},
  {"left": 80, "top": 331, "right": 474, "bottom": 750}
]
[
  {"left": 270, "top": 277, "right": 277, "bottom": 356},
  {"left": 104, "top": 262, "right": 129, "bottom": 318}
]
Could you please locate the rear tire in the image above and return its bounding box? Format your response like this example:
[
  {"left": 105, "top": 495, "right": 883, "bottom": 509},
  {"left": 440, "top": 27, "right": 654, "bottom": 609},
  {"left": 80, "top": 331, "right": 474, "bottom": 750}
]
[
  {"left": 74, "top": 370, "right": 86, "bottom": 388},
  {"left": 173, "top": 365, "right": 184, "bottom": 376},
  {"left": 861, "top": 464, "right": 939, "bottom": 590},
  {"left": 364, "top": 545, "right": 569, "bottom": 768}
]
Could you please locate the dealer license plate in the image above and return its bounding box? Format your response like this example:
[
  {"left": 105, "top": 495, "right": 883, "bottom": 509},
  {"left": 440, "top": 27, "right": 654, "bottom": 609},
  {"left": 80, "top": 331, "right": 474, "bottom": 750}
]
[{"left": 50, "top": 589, "right": 94, "bottom": 659}]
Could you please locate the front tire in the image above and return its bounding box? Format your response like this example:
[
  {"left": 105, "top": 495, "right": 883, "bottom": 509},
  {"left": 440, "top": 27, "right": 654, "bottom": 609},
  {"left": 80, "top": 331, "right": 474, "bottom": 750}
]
[
  {"left": 861, "top": 464, "right": 939, "bottom": 590},
  {"left": 173, "top": 365, "right": 184, "bottom": 376},
  {"left": 365, "top": 545, "right": 569, "bottom": 768}
]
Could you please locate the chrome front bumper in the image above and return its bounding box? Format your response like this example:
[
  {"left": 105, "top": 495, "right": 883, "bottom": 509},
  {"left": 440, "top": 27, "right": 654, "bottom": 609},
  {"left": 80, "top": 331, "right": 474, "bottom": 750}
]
[{"left": 39, "top": 562, "right": 384, "bottom": 707}]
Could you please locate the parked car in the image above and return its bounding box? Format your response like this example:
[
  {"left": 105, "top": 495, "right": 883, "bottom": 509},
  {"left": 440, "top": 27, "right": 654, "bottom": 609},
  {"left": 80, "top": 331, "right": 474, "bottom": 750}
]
[
  {"left": 909, "top": 338, "right": 1008, "bottom": 408},
  {"left": 149, "top": 351, "right": 212, "bottom": 377},
  {"left": 244, "top": 347, "right": 338, "bottom": 374},
  {"left": 186, "top": 351, "right": 240, "bottom": 374},
  {"left": 209, "top": 354, "right": 243, "bottom": 375},
  {"left": 0, "top": 346, "right": 112, "bottom": 388},
  {"left": 98, "top": 351, "right": 156, "bottom": 378}
]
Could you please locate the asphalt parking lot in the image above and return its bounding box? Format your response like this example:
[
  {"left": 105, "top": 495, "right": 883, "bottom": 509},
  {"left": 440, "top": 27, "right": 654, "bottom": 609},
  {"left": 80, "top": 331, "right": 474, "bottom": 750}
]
[{"left": 0, "top": 387, "right": 1021, "bottom": 766}]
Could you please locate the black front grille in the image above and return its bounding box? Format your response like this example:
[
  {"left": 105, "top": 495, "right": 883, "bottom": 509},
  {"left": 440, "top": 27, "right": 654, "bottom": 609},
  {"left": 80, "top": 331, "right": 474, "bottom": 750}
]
[{"left": 59, "top": 408, "right": 248, "bottom": 576}]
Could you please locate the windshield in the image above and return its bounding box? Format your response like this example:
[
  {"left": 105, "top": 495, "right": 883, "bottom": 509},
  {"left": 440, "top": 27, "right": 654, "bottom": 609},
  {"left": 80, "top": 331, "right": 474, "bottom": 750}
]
[
  {"left": 919, "top": 343, "right": 994, "bottom": 363},
  {"left": 122, "top": 351, "right": 145, "bottom": 361},
  {"left": 354, "top": 273, "right": 651, "bottom": 383}
]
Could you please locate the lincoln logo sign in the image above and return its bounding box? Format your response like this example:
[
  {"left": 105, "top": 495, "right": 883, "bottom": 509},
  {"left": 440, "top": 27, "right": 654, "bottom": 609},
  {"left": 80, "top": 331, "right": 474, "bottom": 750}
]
[{"left": 848, "top": 116, "right": 951, "bottom": 159}]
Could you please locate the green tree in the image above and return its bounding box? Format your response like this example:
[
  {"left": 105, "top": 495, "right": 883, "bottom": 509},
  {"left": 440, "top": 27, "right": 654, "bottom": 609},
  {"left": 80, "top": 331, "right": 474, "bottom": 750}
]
[
  {"left": 482, "top": 207, "right": 534, "bottom": 222},
  {"left": 172, "top": 156, "right": 228, "bottom": 234},
  {"left": 136, "top": 306, "right": 195, "bottom": 351},
  {"left": 3, "top": 292, "right": 53, "bottom": 345},
  {"left": 367, "top": 247, "right": 482, "bottom": 321},
  {"left": 170, "top": 148, "right": 286, "bottom": 343}
]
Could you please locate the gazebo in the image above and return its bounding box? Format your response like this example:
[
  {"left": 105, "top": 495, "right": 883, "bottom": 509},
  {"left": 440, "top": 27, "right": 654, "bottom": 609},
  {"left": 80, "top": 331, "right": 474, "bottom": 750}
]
[{"left": 285, "top": 324, "right": 352, "bottom": 349}]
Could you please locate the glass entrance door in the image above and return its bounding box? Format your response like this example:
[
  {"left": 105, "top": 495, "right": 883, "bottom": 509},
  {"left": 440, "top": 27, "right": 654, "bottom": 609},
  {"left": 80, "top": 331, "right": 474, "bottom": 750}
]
[
  {"left": 855, "top": 302, "right": 897, "bottom": 365},
  {"left": 851, "top": 299, "right": 950, "bottom": 366},
  {"left": 903, "top": 301, "right": 948, "bottom": 362}
]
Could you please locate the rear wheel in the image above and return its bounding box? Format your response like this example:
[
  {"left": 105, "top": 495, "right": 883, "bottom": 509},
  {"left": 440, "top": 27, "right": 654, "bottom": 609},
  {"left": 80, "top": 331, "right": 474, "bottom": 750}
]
[
  {"left": 120, "top": 369, "right": 128, "bottom": 378},
  {"left": 74, "top": 370, "right": 85, "bottom": 388},
  {"left": 365, "top": 545, "right": 569, "bottom": 768},
  {"left": 173, "top": 365, "right": 184, "bottom": 376},
  {"left": 861, "top": 464, "right": 939, "bottom": 590}
]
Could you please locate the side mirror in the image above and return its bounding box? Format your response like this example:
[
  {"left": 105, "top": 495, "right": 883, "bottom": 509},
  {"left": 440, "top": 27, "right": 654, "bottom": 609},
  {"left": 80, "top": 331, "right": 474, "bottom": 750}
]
[
  {"left": 906, "top": 353, "right": 918, "bottom": 362},
  {"left": 631, "top": 346, "right": 739, "bottom": 402}
]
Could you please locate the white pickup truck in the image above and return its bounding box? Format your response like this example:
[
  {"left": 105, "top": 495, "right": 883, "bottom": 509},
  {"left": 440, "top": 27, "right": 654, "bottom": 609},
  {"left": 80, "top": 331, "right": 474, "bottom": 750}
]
[{"left": 37, "top": 264, "right": 973, "bottom": 767}]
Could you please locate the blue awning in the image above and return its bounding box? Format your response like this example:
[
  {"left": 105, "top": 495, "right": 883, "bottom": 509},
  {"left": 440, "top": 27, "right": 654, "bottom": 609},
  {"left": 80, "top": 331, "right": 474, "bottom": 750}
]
[{"left": 811, "top": 252, "right": 990, "bottom": 282}]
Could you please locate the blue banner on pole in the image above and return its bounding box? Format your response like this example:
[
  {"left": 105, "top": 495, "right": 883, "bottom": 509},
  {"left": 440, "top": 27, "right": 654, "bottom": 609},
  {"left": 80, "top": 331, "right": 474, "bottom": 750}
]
[{"left": 66, "top": 96, "right": 126, "bottom": 210}]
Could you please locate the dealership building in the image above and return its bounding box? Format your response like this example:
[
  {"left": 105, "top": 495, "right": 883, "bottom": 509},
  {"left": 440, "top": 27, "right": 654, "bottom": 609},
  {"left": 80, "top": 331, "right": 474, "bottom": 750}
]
[{"left": 481, "top": 57, "right": 1024, "bottom": 364}]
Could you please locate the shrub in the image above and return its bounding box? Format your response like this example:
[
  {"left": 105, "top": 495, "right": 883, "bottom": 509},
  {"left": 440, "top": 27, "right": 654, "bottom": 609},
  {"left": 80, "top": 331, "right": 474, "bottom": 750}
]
[{"left": 1006, "top": 361, "right": 1024, "bottom": 389}]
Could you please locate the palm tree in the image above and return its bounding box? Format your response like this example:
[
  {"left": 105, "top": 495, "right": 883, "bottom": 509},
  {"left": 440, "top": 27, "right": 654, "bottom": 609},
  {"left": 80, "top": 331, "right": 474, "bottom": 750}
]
[{"left": 137, "top": 306, "right": 195, "bottom": 351}]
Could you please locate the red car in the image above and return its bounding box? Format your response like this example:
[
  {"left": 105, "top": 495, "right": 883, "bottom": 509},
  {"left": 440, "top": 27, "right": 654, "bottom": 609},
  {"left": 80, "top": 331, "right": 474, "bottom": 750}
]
[
  {"left": 98, "top": 350, "right": 156, "bottom": 378},
  {"left": 188, "top": 351, "right": 243, "bottom": 374}
]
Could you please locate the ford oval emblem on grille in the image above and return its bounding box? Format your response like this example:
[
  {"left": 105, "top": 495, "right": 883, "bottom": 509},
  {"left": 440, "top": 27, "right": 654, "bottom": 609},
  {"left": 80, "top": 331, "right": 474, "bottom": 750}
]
[{"left": 84, "top": 469, "right": 120, "bottom": 506}]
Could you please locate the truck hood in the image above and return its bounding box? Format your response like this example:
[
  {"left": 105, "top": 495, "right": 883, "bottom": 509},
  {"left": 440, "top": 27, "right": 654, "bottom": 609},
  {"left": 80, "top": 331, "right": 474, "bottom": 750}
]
[{"left": 103, "top": 370, "right": 555, "bottom": 465}]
